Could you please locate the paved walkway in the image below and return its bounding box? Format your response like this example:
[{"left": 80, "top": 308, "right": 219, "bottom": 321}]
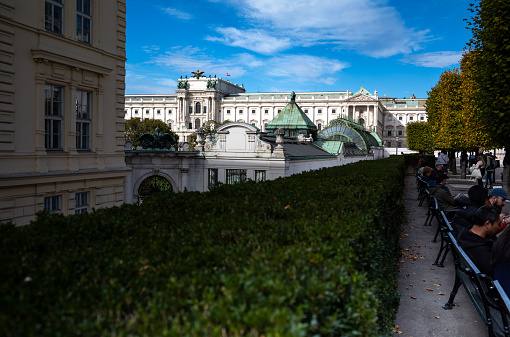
[{"left": 393, "top": 174, "right": 487, "bottom": 336}]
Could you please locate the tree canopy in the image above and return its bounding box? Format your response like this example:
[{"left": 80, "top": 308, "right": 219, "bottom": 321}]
[
  {"left": 124, "top": 118, "right": 178, "bottom": 149},
  {"left": 406, "top": 121, "right": 434, "bottom": 154}
]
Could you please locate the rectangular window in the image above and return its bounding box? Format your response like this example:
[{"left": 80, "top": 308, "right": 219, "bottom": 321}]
[
  {"left": 252, "top": 110, "right": 255, "bottom": 114},
  {"left": 332, "top": 109, "right": 336, "bottom": 114},
  {"left": 387, "top": 141, "right": 392, "bottom": 147},
  {"left": 420, "top": 116, "right": 424, "bottom": 121},
  {"left": 76, "top": 0, "right": 91, "bottom": 43},
  {"left": 203, "top": 106, "right": 207, "bottom": 114},
  {"left": 168, "top": 109, "right": 172, "bottom": 114},
  {"left": 318, "top": 109, "right": 322, "bottom": 114},
  {"left": 304, "top": 109, "right": 308, "bottom": 114},
  {"left": 45, "top": 84, "right": 63, "bottom": 150},
  {"left": 264, "top": 109, "right": 268, "bottom": 114},
  {"left": 44, "top": 195, "right": 61, "bottom": 214},
  {"left": 157, "top": 110, "right": 161, "bottom": 114},
  {"left": 398, "top": 142, "right": 402, "bottom": 147},
  {"left": 76, "top": 90, "right": 91, "bottom": 150},
  {"left": 318, "top": 123, "right": 322, "bottom": 131},
  {"left": 75, "top": 192, "right": 89, "bottom": 214},
  {"left": 135, "top": 109, "right": 139, "bottom": 114},
  {"left": 255, "top": 170, "right": 266, "bottom": 182},
  {"left": 387, "top": 129, "right": 392, "bottom": 136},
  {"left": 146, "top": 110, "right": 150, "bottom": 114},
  {"left": 45, "top": 0, "right": 63, "bottom": 34},
  {"left": 226, "top": 109, "right": 231, "bottom": 114},
  {"left": 239, "top": 109, "right": 243, "bottom": 114},
  {"left": 398, "top": 116, "right": 403, "bottom": 120},
  {"left": 189, "top": 106, "right": 193, "bottom": 114},
  {"left": 226, "top": 169, "right": 247, "bottom": 185},
  {"left": 398, "top": 129, "right": 403, "bottom": 136},
  {"left": 410, "top": 116, "right": 414, "bottom": 120},
  {"left": 168, "top": 123, "right": 171, "bottom": 129},
  {"left": 208, "top": 169, "right": 218, "bottom": 189}
]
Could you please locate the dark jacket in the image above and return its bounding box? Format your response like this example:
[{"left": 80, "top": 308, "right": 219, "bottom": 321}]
[
  {"left": 457, "top": 228, "right": 494, "bottom": 277},
  {"left": 429, "top": 184, "right": 459, "bottom": 211},
  {"left": 451, "top": 198, "right": 480, "bottom": 237},
  {"left": 494, "top": 262, "right": 510, "bottom": 297}
]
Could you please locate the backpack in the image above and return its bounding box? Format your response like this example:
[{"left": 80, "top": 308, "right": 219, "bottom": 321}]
[{"left": 487, "top": 157, "right": 495, "bottom": 170}]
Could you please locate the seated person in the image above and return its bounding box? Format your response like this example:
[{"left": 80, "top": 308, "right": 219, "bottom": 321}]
[
  {"left": 486, "top": 188, "right": 510, "bottom": 234},
  {"left": 492, "top": 227, "right": 510, "bottom": 296},
  {"left": 458, "top": 205, "right": 501, "bottom": 277},
  {"left": 429, "top": 171, "right": 460, "bottom": 211},
  {"left": 451, "top": 185, "right": 489, "bottom": 237},
  {"left": 421, "top": 166, "right": 433, "bottom": 183}
]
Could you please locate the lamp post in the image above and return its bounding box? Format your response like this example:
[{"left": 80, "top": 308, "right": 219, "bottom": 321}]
[{"left": 396, "top": 136, "right": 399, "bottom": 155}]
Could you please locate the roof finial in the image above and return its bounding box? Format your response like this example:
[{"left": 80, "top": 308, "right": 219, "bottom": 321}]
[{"left": 290, "top": 91, "right": 296, "bottom": 103}]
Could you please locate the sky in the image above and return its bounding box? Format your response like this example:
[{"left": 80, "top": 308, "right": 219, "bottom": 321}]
[{"left": 125, "top": 0, "right": 474, "bottom": 99}]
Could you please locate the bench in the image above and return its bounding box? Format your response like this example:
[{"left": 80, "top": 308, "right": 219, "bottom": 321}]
[{"left": 442, "top": 231, "right": 510, "bottom": 337}]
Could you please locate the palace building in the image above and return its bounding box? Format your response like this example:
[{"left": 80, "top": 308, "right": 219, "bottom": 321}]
[
  {"left": 0, "top": 0, "right": 129, "bottom": 225},
  {"left": 124, "top": 70, "right": 427, "bottom": 151}
]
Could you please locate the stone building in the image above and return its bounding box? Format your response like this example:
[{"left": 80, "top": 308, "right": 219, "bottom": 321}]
[
  {"left": 0, "top": 0, "right": 130, "bottom": 225},
  {"left": 124, "top": 70, "right": 426, "bottom": 152}
]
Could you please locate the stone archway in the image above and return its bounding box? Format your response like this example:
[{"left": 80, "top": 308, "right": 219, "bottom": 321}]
[{"left": 137, "top": 175, "right": 173, "bottom": 203}]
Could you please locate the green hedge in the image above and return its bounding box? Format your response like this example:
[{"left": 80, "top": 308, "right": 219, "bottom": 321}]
[{"left": 0, "top": 156, "right": 406, "bottom": 336}]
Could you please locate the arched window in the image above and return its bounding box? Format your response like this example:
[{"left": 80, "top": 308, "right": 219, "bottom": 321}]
[
  {"left": 138, "top": 176, "right": 172, "bottom": 204},
  {"left": 196, "top": 102, "right": 201, "bottom": 115},
  {"left": 195, "top": 118, "right": 200, "bottom": 129}
]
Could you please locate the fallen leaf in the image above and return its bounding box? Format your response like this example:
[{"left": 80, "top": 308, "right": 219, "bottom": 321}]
[
  {"left": 434, "top": 284, "right": 441, "bottom": 287},
  {"left": 409, "top": 284, "right": 414, "bottom": 287},
  {"left": 411, "top": 296, "right": 417, "bottom": 299},
  {"left": 426, "top": 288, "right": 433, "bottom": 291},
  {"left": 435, "top": 316, "right": 440, "bottom": 319},
  {"left": 438, "top": 292, "right": 445, "bottom": 295},
  {"left": 421, "top": 280, "right": 426, "bottom": 282}
]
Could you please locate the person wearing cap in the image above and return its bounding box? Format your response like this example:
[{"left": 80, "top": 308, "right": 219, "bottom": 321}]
[
  {"left": 429, "top": 171, "right": 461, "bottom": 211},
  {"left": 486, "top": 188, "right": 510, "bottom": 234},
  {"left": 457, "top": 205, "right": 501, "bottom": 277}
]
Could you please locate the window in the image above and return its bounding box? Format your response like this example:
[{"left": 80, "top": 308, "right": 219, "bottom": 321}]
[
  {"left": 255, "top": 170, "right": 266, "bottom": 182},
  {"left": 252, "top": 110, "right": 256, "bottom": 114},
  {"left": 277, "top": 109, "right": 281, "bottom": 113},
  {"left": 226, "top": 109, "right": 231, "bottom": 114},
  {"left": 145, "top": 110, "right": 150, "bottom": 115},
  {"left": 387, "top": 129, "right": 392, "bottom": 136},
  {"left": 332, "top": 109, "right": 336, "bottom": 114},
  {"left": 196, "top": 102, "right": 201, "bottom": 115},
  {"left": 188, "top": 122, "right": 192, "bottom": 129},
  {"left": 264, "top": 109, "right": 268, "bottom": 114},
  {"left": 388, "top": 116, "right": 392, "bottom": 120},
  {"left": 208, "top": 169, "right": 218, "bottom": 189},
  {"left": 226, "top": 169, "right": 247, "bottom": 185},
  {"left": 168, "top": 109, "right": 172, "bottom": 114},
  {"left": 157, "top": 110, "right": 161, "bottom": 114},
  {"left": 410, "top": 116, "right": 414, "bottom": 120},
  {"left": 135, "top": 109, "right": 139, "bottom": 114},
  {"left": 203, "top": 106, "right": 207, "bottom": 114},
  {"left": 239, "top": 109, "right": 243, "bottom": 114},
  {"left": 189, "top": 106, "right": 193, "bottom": 114},
  {"left": 318, "top": 123, "right": 322, "bottom": 131},
  {"left": 318, "top": 109, "right": 322, "bottom": 114},
  {"left": 168, "top": 123, "right": 171, "bottom": 129},
  {"left": 398, "top": 116, "right": 403, "bottom": 121},
  {"left": 387, "top": 141, "right": 392, "bottom": 147},
  {"left": 398, "top": 142, "right": 402, "bottom": 147},
  {"left": 45, "top": 84, "right": 63, "bottom": 150},
  {"left": 76, "top": 90, "right": 91, "bottom": 150},
  {"left": 75, "top": 192, "right": 89, "bottom": 214},
  {"left": 420, "top": 116, "right": 424, "bottom": 121},
  {"left": 76, "top": 0, "right": 91, "bottom": 43},
  {"left": 398, "top": 129, "right": 403, "bottom": 136},
  {"left": 124, "top": 110, "right": 127, "bottom": 115},
  {"left": 195, "top": 118, "right": 200, "bottom": 129},
  {"left": 44, "top": 195, "right": 61, "bottom": 214},
  {"left": 45, "top": 0, "right": 63, "bottom": 34}
]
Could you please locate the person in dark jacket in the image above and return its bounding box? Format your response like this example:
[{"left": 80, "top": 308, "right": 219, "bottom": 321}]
[
  {"left": 492, "top": 226, "right": 510, "bottom": 296},
  {"left": 451, "top": 185, "right": 489, "bottom": 237},
  {"left": 458, "top": 205, "right": 501, "bottom": 277},
  {"left": 429, "top": 171, "right": 460, "bottom": 211}
]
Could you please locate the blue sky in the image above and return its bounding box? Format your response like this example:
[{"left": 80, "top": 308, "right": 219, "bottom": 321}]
[{"left": 125, "top": 0, "right": 473, "bottom": 98}]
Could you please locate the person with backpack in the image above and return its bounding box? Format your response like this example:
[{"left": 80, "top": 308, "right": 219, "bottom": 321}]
[{"left": 436, "top": 150, "right": 449, "bottom": 173}]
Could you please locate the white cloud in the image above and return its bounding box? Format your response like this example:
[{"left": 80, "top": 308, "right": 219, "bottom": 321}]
[
  {"left": 206, "top": 28, "right": 291, "bottom": 55},
  {"left": 211, "top": 0, "right": 430, "bottom": 57},
  {"left": 400, "top": 51, "right": 463, "bottom": 68},
  {"left": 142, "top": 45, "right": 160, "bottom": 54},
  {"left": 161, "top": 7, "right": 193, "bottom": 20},
  {"left": 262, "top": 55, "right": 349, "bottom": 81}
]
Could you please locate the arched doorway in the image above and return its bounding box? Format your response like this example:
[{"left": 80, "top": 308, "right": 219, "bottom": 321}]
[{"left": 137, "top": 175, "right": 173, "bottom": 203}]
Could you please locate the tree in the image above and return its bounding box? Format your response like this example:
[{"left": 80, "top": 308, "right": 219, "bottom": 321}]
[
  {"left": 188, "top": 120, "right": 232, "bottom": 150},
  {"left": 406, "top": 121, "right": 434, "bottom": 154},
  {"left": 466, "top": 0, "right": 510, "bottom": 189},
  {"left": 124, "top": 118, "right": 178, "bottom": 149}
]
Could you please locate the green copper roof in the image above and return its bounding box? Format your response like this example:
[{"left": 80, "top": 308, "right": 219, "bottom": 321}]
[
  {"left": 266, "top": 101, "right": 317, "bottom": 130},
  {"left": 352, "top": 87, "right": 372, "bottom": 96},
  {"left": 313, "top": 140, "right": 343, "bottom": 154},
  {"left": 318, "top": 117, "right": 380, "bottom": 152}
]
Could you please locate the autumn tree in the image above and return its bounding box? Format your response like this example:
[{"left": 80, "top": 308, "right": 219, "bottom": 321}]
[
  {"left": 466, "top": 0, "right": 510, "bottom": 188},
  {"left": 406, "top": 121, "right": 434, "bottom": 155},
  {"left": 124, "top": 118, "right": 178, "bottom": 149}
]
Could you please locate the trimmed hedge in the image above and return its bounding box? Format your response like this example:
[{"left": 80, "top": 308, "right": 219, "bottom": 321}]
[{"left": 0, "top": 156, "right": 406, "bottom": 336}]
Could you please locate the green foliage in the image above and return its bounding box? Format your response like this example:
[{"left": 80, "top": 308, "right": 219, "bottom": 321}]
[
  {"left": 189, "top": 120, "right": 232, "bottom": 150},
  {"left": 466, "top": 0, "right": 510, "bottom": 148},
  {"left": 0, "top": 158, "right": 407, "bottom": 336},
  {"left": 125, "top": 118, "right": 179, "bottom": 149},
  {"left": 406, "top": 121, "right": 434, "bottom": 153}
]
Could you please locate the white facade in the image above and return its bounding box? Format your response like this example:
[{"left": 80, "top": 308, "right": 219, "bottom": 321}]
[{"left": 125, "top": 74, "right": 426, "bottom": 150}]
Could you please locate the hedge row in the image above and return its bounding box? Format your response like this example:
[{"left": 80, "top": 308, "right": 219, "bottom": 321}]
[{"left": 0, "top": 156, "right": 407, "bottom": 336}]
